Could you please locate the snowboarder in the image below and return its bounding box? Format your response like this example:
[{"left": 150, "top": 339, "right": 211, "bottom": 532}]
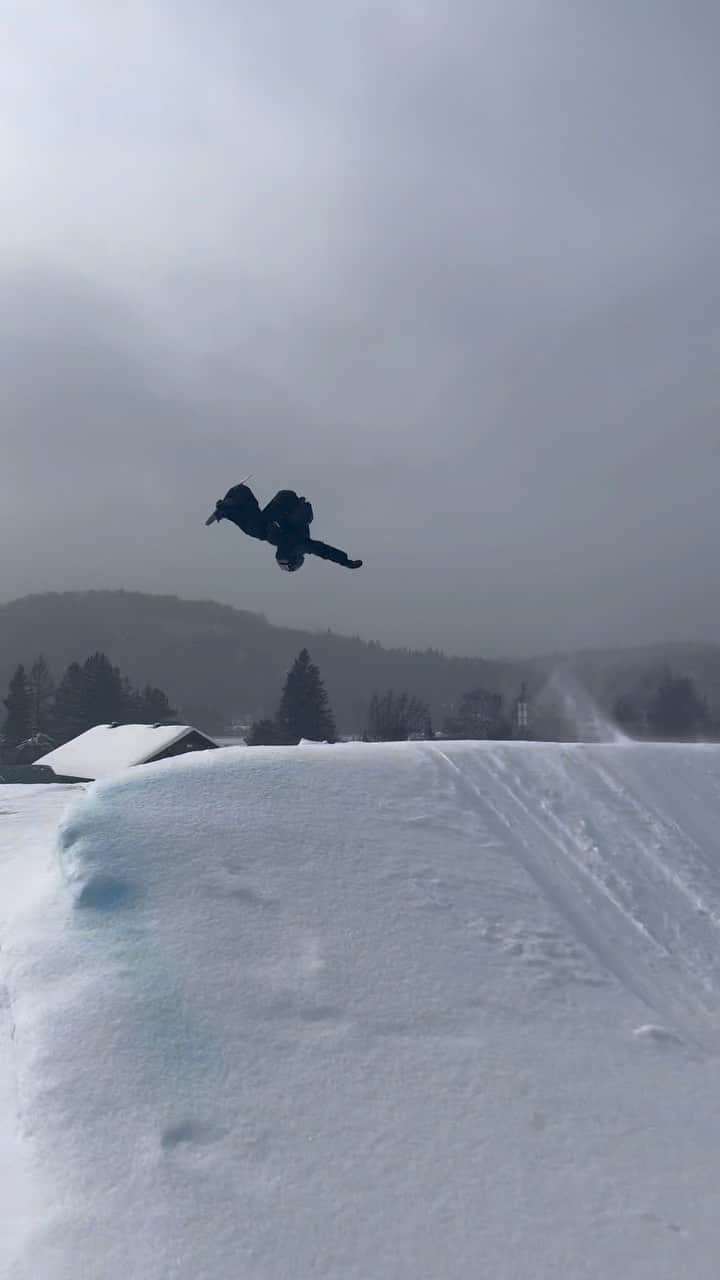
[{"left": 205, "top": 481, "right": 363, "bottom": 573}]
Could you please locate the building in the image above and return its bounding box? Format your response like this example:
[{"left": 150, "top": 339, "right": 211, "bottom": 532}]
[
  {"left": 512, "top": 683, "right": 532, "bottom": 739},
  {"left": 35, "top": 723, "right": 218, "bottom": 782},
  {"left": 0, "top": 764, "right": 62, "bottom": 785}
]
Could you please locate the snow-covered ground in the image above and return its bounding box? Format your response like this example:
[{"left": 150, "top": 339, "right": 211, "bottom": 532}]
[{"left": 3, "top": 741, "right": 720, "bottom": 1278}]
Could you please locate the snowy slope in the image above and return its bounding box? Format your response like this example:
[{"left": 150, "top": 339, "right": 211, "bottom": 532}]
[
  {"left": 3, "top": 742, "right": 720, "bottom": 1278},
  {"left": 0, "top": 784, "right": 88, "bottom": 1277}
]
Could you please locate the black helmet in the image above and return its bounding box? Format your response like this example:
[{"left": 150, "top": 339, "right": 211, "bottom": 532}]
[{"left": 276, "top": 550, "right": 305, "bottom": 573}]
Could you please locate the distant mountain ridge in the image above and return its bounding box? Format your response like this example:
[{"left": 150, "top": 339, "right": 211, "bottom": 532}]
[{"left": 1, "top": 590, "right": 719, "bottom": 734}]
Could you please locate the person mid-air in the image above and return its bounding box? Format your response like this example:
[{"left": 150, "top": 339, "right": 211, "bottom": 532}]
[{"left": 205, "top": 480, "right": 363, "bottom": 573}]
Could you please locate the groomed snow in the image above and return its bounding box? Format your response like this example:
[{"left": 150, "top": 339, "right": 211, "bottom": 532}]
[
  {"left": 35, "top": 723, "right": 214, "bottom": 780},
  {"left": 3, "top": 741, "right": 720, "bottom": 1278}
]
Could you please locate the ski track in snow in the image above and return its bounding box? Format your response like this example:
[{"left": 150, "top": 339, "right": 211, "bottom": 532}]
[{"left": 435, "top": 744, "right": 720, "bottom": 1053}]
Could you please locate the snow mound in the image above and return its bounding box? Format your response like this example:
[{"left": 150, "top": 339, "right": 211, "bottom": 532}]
[{"left": 4, "top": 741, "right": 720, "bottom": 1278}]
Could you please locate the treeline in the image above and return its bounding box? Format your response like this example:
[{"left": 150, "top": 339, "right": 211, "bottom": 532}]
[
  {"left": 362, "top": 668, "right": 719, "bottom": 744},
  {"left": 1, "top": 653, "right": 176, "bottom": 763},
  {"left": 612, "top": 666, "right": 712, "bottom": 741},
  {"left": 364, "top": 686, "right": 518, "bottom": 740},
  {"left": 246, "top": 650, "right": 436, "bottom": 745},
  {"left": 245, "top": 649, "right": 442, "bottom": 745},
  {"left": 2, "top": 642, "right": 715, "bottom": 766},
  {"left": 246, "top": 650, "right": 720, "bottom": 748},
  {"left": 245, "top": 649, "right": 522, "bottom": 745}
]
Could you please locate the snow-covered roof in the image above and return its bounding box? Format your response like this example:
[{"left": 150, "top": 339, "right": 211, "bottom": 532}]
[{"left": 36, "top": 724, "right": 215, "bottom": 780}]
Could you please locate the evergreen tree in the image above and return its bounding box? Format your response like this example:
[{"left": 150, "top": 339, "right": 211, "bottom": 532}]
[
  {"left": 121, "top": 676, "right": 140, "bottom": 721},
  {"left": 52, "top": 662, "right": 91, "bottom": 742},
  {"left": 246, "top": 718, "right": 281, "bottom": 746},
  {"left": 647, "top": 668, "right": 708, "bottom": 740},
  {"left": 443, "top": 687, "right": 510, "bottom": 740},
  {"left": 274, "top": 649, "right": 336, "bottom": 744},
  {"left": 28, "top": 656, "right": 55, "bottom": 737},
  {"left": 2, "top": 665, "right": 31, "bottom": 749},
  {"left": 51, "top": 657, "right": 177, "bottom": 743},
  {"left": 82, "top": 652, "right": 130, "bottom": 725},
  {"left": 366, "top": 690, "right": 431, "bottom": 741},
  {"left": 135, "top": 685, "right": 177, "bottom": 723}
]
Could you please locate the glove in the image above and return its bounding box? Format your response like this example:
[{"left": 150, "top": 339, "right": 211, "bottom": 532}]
[{"left": 348, "top": 559, "right": 363, "bottom": 569}]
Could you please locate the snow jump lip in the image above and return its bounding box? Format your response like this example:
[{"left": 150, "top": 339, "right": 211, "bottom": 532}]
[{"left": 5, "top": 739, "right": 720, "bottom": 1279}]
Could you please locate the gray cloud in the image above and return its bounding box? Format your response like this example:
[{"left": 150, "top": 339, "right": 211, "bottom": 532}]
[{"left": 2, "top": 1, "right": 719, "bottom": 655}]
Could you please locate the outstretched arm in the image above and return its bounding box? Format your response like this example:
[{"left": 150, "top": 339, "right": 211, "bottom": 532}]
[{"left": 305, "top": 538, "right": 362, "bottom": 569}]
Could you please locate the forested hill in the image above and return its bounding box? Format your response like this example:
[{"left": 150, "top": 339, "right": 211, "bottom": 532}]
[
  {"left": 0, "top": 591, "right": 516, "bottom": 732},
  {"left": 3, "top": 591, "right": 719, "bottom": 735}
]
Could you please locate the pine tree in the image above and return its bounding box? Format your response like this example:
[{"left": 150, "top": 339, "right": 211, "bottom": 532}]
[
  {"left": 366, "top": 690, "right": 431, "bottom": 741},
  {"left": 82, "top": 653, "right": 130, "bottom": 725},
  {"left": 274, "top": 649, "right": 336, "bottom": 744},
  {"left": 51, "top": 657, "right": 176, "bottom": 743},
  {"left": 2, "top": 665, "right": 31, "bottom": 749},
  {"left": 52, "top": 662, "right": 91, "bottom": 742},
  {"left": 135, "top": 685, "right": 177, "bottom": 724},
  {"left": 647, "top": 668, "right": 708, "bottom": 740},
  {"left": 443, "top": 687, "right": 510, "bottom": 740},
  {"left": 246, "top": 718, "right": 280, "bottom": 746},
  {"left": 28, "top": 656, "right": 55, "bottom": 737}
]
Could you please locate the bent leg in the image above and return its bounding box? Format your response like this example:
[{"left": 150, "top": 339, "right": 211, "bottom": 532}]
[
  {"left": 216, "top": 484, "right": 267, "bottom": 538},
  {"left": 261, "top": 490, "right": 300, "bottom": 523}
]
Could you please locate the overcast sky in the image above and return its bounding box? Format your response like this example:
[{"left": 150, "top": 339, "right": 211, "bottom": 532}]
[{"left": 2, "top": 0, "right": 718, "bottom": 656}]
